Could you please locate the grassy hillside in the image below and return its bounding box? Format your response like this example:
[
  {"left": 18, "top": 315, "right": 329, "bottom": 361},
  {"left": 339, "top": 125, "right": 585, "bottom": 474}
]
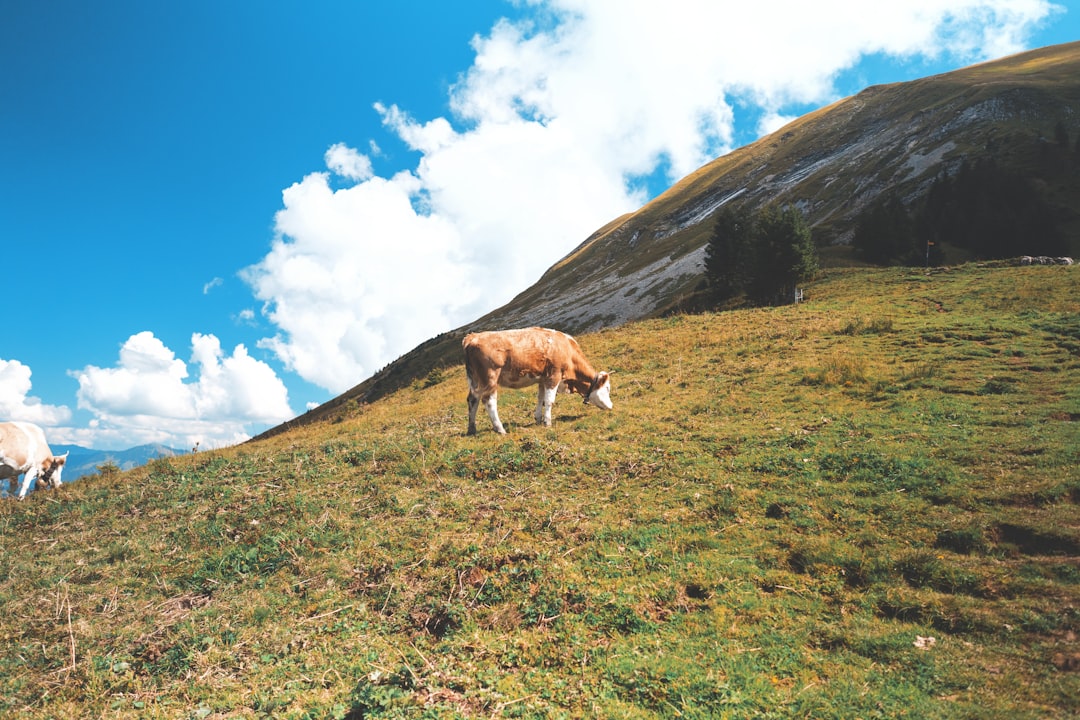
[{"left": 3, "top": 264, "right": 1078, "bottom": 719}]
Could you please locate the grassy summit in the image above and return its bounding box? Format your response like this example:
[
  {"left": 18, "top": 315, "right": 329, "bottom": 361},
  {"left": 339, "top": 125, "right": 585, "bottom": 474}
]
[{"left": 2, "top": 263, "right": 1078, "bottom": 718}]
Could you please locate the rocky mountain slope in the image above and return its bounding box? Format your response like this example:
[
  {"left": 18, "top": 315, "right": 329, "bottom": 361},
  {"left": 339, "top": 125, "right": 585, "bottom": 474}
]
[{"left": 256, "top": 41, "right": 1080, "bottom": 438}]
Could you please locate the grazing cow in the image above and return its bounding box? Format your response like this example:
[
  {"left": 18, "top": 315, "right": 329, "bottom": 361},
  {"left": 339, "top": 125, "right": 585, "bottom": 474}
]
[
  {"left": 463, "top": 327, "right": 613, "bottom": 435},
  {"left": 0, "top": 422, "right": 68, "bottom": 500}
]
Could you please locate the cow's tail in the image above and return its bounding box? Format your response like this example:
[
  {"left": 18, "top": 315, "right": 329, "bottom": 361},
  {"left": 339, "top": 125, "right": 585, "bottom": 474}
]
[{"left": 462, "top": 336, "right": 480, "bottom": 387}]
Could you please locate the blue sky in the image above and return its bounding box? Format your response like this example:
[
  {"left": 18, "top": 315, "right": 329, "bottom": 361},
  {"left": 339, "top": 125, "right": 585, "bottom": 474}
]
[{"left": 2, "top": 1, "right": 1076, "bottom": 450}]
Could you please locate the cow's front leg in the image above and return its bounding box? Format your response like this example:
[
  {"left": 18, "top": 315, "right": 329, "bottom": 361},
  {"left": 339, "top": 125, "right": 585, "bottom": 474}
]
[
  {"left": 485, "top": 393, "right": 507, "bottom": 434},
  {"left": 17, "top": 469, "right": 37, "bottom": 500},
  {"left": 467, "top": 392, "right": 480, "bottom": 435},
  {"left": 535, "top": 384, "right": 558, "bottom": 426}
]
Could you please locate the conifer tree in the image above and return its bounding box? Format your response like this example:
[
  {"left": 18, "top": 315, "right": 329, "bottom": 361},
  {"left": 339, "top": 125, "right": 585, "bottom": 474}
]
[
  {"left": 704, "top": 206, "right": 752, "bottom": 302},
  {"left": 749, "top": 205, "right": 818, "bottom": 304},
  {"left": 853, "top": 198, "right": 915, "bottom": 264},
  {"left": 705, "top": 204, "right": 818, "bottom": 306}
]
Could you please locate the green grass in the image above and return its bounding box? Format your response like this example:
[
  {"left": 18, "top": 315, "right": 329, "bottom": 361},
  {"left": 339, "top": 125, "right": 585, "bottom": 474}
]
[{"left": 2, "top": 264, "right": 1078, "bottom": 718}]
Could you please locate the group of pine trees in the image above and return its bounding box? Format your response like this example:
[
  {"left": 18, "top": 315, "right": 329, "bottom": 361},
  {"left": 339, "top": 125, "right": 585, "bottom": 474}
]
[
  {"left": 703, "top": 205, "right": 819, "bottom": 306},
  {"left": 852, "top": 157, "right": 1067, "bottom": 264},
  {"left": 852, "top": 121, "right": 1076, "bottom": 265}
]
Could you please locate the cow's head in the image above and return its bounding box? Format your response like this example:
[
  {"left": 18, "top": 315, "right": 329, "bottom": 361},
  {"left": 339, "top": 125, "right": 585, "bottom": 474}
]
[
  {"left": 585, "top": 372, "right": 613, "bottom": 411},
  {"left": 40, "top": 452, "right": 68, "bottom": 489}
]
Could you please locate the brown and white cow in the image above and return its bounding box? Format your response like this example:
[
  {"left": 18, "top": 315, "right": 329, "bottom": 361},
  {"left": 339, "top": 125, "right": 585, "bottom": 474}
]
[
  {"left": 0, "top": 421, "right": 68, "bottom": 500},
  {"left": 463, "top": 327, "right": 612, "bottom": 435}
]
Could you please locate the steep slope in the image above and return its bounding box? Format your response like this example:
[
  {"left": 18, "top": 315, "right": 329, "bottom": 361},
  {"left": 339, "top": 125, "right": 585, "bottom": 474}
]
[{"left": 256, "top": 41, "right": 1080, "bottom": 437}]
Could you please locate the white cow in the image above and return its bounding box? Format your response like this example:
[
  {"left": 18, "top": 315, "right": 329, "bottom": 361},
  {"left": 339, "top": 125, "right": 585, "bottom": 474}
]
[
  {"left": 463, "top": 327, "right": 613, "bottom": 435},
  {"left": 0, "top": 422, "right": 68, "bottom": 500}
]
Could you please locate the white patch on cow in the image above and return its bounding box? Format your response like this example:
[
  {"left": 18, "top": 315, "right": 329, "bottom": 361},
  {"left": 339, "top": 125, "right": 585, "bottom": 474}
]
[
  {"left": 535, "top": 384, "right": 559, "bottom": 426},
  {"left": 484, "top": 394, "right": 506, "bottom": 435},
  {"left": 588, "top": 373, "right": 614, "bottom": 411}
]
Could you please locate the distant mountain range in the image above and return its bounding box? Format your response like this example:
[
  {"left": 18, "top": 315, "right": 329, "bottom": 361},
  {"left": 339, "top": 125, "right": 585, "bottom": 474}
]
[{"left": 52, "top": 443, "right": 187, "bottom": 484}]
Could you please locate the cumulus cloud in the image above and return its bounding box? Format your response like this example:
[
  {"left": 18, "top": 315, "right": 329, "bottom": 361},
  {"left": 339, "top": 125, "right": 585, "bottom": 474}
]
[
  {"left": 66, "top": 331, "right": 293, "bottom": 449},
  {"left": 242, "top": 169, "right": 482, "bottom": 393},
  {"left": 0, "top": 359, "right": 72, "bottom": 426},
  {"left": 325, "top": 142, "right": 374, "bottom": 181},
  {"left": 246, "top": 0, "right": 1059, "bottom": 394}
]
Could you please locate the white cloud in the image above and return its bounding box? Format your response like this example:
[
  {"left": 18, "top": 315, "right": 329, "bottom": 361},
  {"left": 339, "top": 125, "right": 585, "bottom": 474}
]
[
  {"left": 325, "top": 142, "right": 374, "bottom": 181},
  {"left": 0, "top": 358, "right": 72, "bottom": 426},
  {"left": 65, "top": 331, "right": 293, "bottom": 449},
  {"left": 246, "top": 0, "right": 1060, "bottom": 394},
  {"left": 203, "top": 277, "right": 223, "bottom": 294},
  {"left": 243, "top": 169, "right": 482, "bottom": 393},
  {"left": 758, "top": 112, "right": 799, "bottom": 138}
]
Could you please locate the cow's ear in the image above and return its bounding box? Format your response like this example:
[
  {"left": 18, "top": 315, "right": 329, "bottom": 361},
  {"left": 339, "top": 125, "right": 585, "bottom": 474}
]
[
  {"left": 56, "top": 453, "right": 68, "bottom": 465},
  {"left": 596, "top": 371, "right": 610, "bottom": 387}
]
